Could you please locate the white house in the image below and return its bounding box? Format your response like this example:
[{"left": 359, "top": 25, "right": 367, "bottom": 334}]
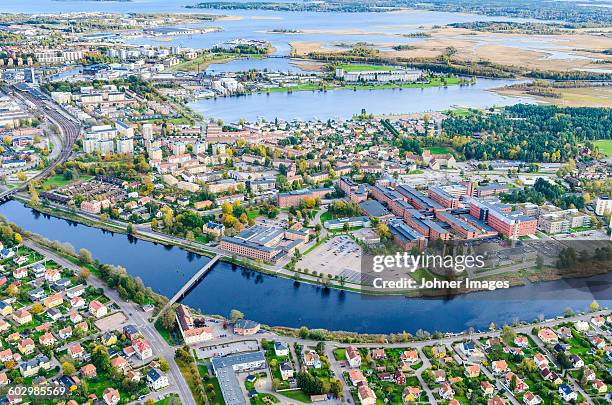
[{"left": 146, "top": 368, "right": 169, "bottom": 390}]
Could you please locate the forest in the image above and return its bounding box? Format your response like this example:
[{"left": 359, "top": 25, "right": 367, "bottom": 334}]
[{"left": 441, "top": 104, "right": 612, "bottom": 162}]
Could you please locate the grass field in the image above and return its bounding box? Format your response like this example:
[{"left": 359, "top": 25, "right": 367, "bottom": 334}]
[
  {"left": 425, "top": 147, "right": 451, "bottom": 154},
  {"left": 278, "top": 390, "right": 312, "bottom": 403},
  {"left": 594, "top": 140, "right": 612, "bottom": 157},
  {"left": 336, "top": 63, "right": 399, "bottom": 71},
  {"left": 172, "top": 53, "right": 238, "bottom": 71},
  {"left": 42, "top": 174, "right": 93, "bottom": 188}
]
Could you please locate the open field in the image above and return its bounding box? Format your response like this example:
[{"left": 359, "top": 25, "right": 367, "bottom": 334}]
[
  {"left": 171, "top": 53, "right": 238, "bottom": 71},
  {"left": 594, "top": 140, "right": 612, "bottom": 157},
  {"left": 495, "top": 86, "right": 612, "bottom": 107},
  {"left": 42, "top": 174, "right": 93, "bottom": 189},
  {"left": 291, "top": 26, "right": 612, "bottom": 73}
]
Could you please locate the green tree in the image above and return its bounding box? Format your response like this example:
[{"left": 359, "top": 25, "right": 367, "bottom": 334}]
[
  {"left": 230, "top": 309, "right": 244, "bottom": 322},
  {"left": 62, "top": 361, "right": 76, "bottom": 376}
]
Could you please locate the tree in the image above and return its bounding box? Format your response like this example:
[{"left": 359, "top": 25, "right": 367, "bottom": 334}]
[
  {"left": 30, "top": 303, "right": 43, "bottom": 314},
  {"left": 161, "top": 308, "right": 177, "bottom": 331},
  {"left": 79, "top": 267, "right": 90, "bottom": 281},
  {"left": 79, "top": 248, "right": 93, "bottom": 264},
  {"left": 16, "top": 171, "right": 26, "bottom": 182},
  {"left": 13, "top": 233, "right": 22, "bottom": 244},
  {"left": 62, "top": 361, "right": 76, "bottom": 376},
  {"left": 230, "top": 309, "right": 244, "bottom": 322},
  {"left": 6, "top": 285, "right": 18, "bottom": 297},
  {"left": 92, "top": 345, "right": 111, "bottom": 372},
  {"left": 501, "top": 325, "right": 516, "bottom": 345},
  {"left": 296, "top": 372, "right": 325, "bottom": 395},
  {"left": 159, "top": 358, "right": 170, "bottom": 373},
  {"left": 590, "top": 299, "right": 600, "bottom": 312},
  {"left": 29, "top": 184, "right": 39, "bottom": 206},
  {"left": 376, "top": 223, "right": 391, "bottom": 240}
]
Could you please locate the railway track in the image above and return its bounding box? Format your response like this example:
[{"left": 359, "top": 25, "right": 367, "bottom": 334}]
[{"left": 0, "top": 85, "right": 80, "bottom": 200}]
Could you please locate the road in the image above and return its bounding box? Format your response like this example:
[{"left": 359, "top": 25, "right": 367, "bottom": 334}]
[
  {"left": 152, "top": 254, "right": 221, "bottom": 324},
  {"left": 24, "top": 240, "right": 196, "bottom": 405}
]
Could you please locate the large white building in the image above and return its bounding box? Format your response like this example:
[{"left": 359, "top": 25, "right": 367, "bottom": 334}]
[
  {"left": 595, "top": 197, "right": 612, "bottom": 216},
  {"left": 335, "top": 67, "right": 422, "bottom": 83},
  {"left": 34, "top": 49, "right": 84, "bottom": 64}
]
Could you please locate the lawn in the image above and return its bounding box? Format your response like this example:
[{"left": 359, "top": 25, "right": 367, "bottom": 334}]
[
  {"left": 156, "top": 394, "right": 180, "bottom": 405},
  {"left": 594, "top": 139, "right": 612, "bottom": 157},
  {"left": 172, "top": 52, "right": 237, "bottom": 71},
  {"left": 333, "top": 348, "right": 347, "bottom": 361},
  {"left": 42, "top": 174, "right": 93, "bottom": 189},
  {"left": 278, "top": 390, "right": 312, "bottom": 403},
  {"left": 425, "top": 147, "right": 451, "bottom": 155},
  {"left": 199, "top": 365, "right": 226, "bottom": 405}
]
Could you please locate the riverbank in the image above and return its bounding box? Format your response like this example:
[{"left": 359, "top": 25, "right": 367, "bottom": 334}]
[
  {"left": 9, "top": 197, "right": 612, "bottom": 303},
  {"left": 258, "top": 76, "right": 466, "bottom": 94},
  {"left": 494, "top": 85, "right": 612, "bottom": 107},
  {"left": 2, "top": 198, "right": 610, "bottom": 334}
]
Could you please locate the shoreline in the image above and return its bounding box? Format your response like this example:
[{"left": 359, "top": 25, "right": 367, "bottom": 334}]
[{"left": 7, "top": 197, "right": 611, "bottom": 301}]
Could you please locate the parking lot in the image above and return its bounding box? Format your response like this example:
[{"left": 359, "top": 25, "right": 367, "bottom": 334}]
[{"left": 297, "top": 235, "right": 362, "bottom": 278}]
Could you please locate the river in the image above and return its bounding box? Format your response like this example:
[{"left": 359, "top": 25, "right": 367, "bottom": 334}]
[
  {"left": 188, "top": 78, "right": 534, "bottom": 122},
  {"left": 0, "top": 200, "right": 608, "bottom": 334}
]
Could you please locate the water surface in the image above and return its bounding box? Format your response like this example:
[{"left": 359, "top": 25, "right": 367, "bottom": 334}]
[{"left": 0, "top": 200, "right": 608, "bottom": 334}]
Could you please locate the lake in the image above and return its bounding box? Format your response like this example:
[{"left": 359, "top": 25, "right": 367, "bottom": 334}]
[
  {"left": 188, "top": 78, "right": 534, "bottom": 122},
  {"left": 0, "top": 200, "right": 608, "bottom": 334}
]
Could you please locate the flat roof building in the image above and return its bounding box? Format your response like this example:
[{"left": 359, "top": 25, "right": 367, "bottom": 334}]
[{"left": 211, "top": 351, "right": 266, "bottom": 405}]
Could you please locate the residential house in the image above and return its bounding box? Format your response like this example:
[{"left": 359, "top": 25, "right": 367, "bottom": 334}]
[
  {"left": 101, "top": 332, "right": 117, "bottom": 347},
  {"left": 39, "top": 333, "right": 56, "bottom": 347},
  {"left": 403, "top": 386, "right": 421, "bottom": 402},
  {"left": 492, "top": 360, "right": 508, "bottom": 374},
  {"left": 274, "top": 341, "right": 289, "bottom": 357},
  {"left": 439, "top": 383, "right": 455, "bottom": 400},
  {"left": 481, "top": 381, "right": 494, "bottom": 397},
  {"left": 103, "top": 388, "right": 120, "bottom": 405},
  {"left": 89, "top": 300, "right": 108, "bottom": 318},
  {"left": 349, "top": 369, "right": 367, "bottom": 386},
  {"left": 133, "top": 339, "right": 153, "bottom": 360},
  {"left": 433, "top": 369, "right": 446, "bottom": 383},
  {"left": 465, "top": 363, "right": 480, "bottom": 378},
  {"left": 533, "top": 353, "right": 549, "bottom": 369},
  {"left": 43, "top": 292, "right": 63, "bottom": 309},
  {"left": 110, "top": 356, "right": 129, "bottom": 373},
  {"left": 304, "top": 350, "right": 321, "bottom": 369},
  {"left": 59, "top": 326, "right": 73, "bottom": 339},
  {"left": 280, "top": 362, "right": 294, "bottom": 380},
  {"left": 592, "top": 379, "right": 607, "bottom": 394},
  {"left": 371, "top": 348, "right": 386, "bottom": 360},
  {"left": 523, "top": 392, "right": 542, "bottom": 405},
  {"left": 18, "top": 338, "right": 35, "bottom": 355},
  {"left": 346, "top": 346, "right": 362, "bottom": 368},
  {"left": 81, "top": 364, "right": 97, "bottom": 378},
  {"left": 357, "top": 384, "right": 376, "bottom": 405},
  {"left": 558, "top": 384, "right": 577, "bottom": 402},
  {"left": 537, "top": 329, "right": 558, "bottom": 344},
  {"left": 68, "top": 343, "right": 85, "bottom": 359},
  {"left": 514, "top": 336, "right": 529, "bottom": 348},
  {"left": 146, "top": 368, "right": 169, "bottom": 390}
]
